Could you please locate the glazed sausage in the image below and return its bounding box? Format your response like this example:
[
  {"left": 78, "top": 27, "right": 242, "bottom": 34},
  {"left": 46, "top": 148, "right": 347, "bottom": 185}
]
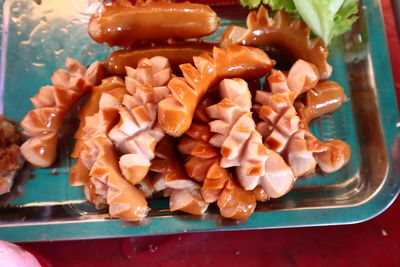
[
  {"left": 105, "top": 42, "right": 216, "bottom": 76},
  {"left": 71, "top": 76, "right": 125, "bottom": 159},
  {"left": 158, "top": 45, "right": 274, "bottom": 137},
  {"left": 88, "top": 0, "right": 219, "bottom": 47},
  {"left": 207, "top": 79, "right": 295, "bottom": 197},
  {"left": 151, "top": 136, "right": 209, "bottom": 215},
  {"left": 107, "top": 57, "right": 172, "bottom": 185},
  {"left": 297, "top": 81, "right": 346, "bottom": 127},
  {"left": 217, "top": 179, "right": 256, "bottom": 220},
  {"left": 20, "top": 58, "right": 104, "bottom": 167},
  {"left": 220, "top": 7, "right": 332, "bottom": 79},
  {"left": 91, "top": 136, "right": 149, "bottom": 221}
]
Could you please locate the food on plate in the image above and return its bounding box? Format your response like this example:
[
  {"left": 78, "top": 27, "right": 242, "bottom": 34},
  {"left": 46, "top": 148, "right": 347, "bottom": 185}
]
[
  {"left": 220, "top": 7, "right": 332, "bottom": 79},
  {"left": 158, "top": 45, "right": 274, "bottom": 137},
  {"left": 19, "top": 1, "right": 352, "bottom": 221},
  {"left": 108, "top": 56, "right": 171, "bottom": 184},
  {"left": 207, "top": 78, "right": 295, "bottom": 197},
  {"left": 71, "top": 76, "right": 125, "bottom": 158},
  {"left": 104, "top": 42, "right": 216, "bottom": 76},
  {"left": 0, "top": 115, "right": 23, "bottom": 195},
  {"left": 178, "top": 122, "right": 229, "bottom": 203},
  {"left": 217, "top": 179, "right": 257, "bottom": 220},
  {"left": 253, "top": 59, "right": 319, "bottom": 153},
  {"left": 254, "top": 61, "right": 349, "bottom": 176},
  {"left": 20, "top": 58, "right": 105, "bottom": 167},
  {"left": 296, "top": 81, "right": 346, "bottom": 127},
  {"left": 88, "top": 0, "right": 219, "bottom": 47},
  {"left": 151, "top": 136, "right": 209, "bottom": 215},
  {"left": 178, "top": 121, "right": 262, "bottom": 219},
  {"left": 90, "top": 136, "right": 149, "bottom": 221},
  {"left": 293, "top": 81, "right": 350, "bottom": 174}
]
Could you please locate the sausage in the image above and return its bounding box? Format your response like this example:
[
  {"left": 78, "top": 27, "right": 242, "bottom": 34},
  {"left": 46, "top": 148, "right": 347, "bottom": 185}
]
[
  {"left": 217, "top": 179, "right": 257, "bottom": 220},
  {"left": 20, "top": 58, "right": 105, "bottom": 167},
  {"left": 151, "top": 136, "right": 196, "bottom": 189},
  {"left": 88, "top": 0, "right": 219, "bottom": 47},
  {"left": 177, "top": 122, "right": 229, "bottom": 203},
  {"left": 177, "top": 135, "right": 218, "bottom": 159},
  {"left": 201, "top": 161, "right": 230, "bottom": 204},
  {"left": 286, "top": 130, "right": 317, "bottom": 177},
  {"left": 71, "top": 76, "right": 125, "bottom": 159},
  {"left": 253, "top": 59, "right": 350, "bottom": 176},
  {"left": 313, "top": 139, "right": 351, "bottom": 173},
  {"left": 72, "top": 90, "right": 149, "bottom": 221},
  {"left": 91, "top": 136, "right": 149, "bottom": 221},
  {"left": 178, "top": 120, "right": 265, "bottom": 219},
  {"left": 288, "top": 81, "right": 349, "bottom": 174},
  {"left": 105, "top": 42, "right": 216, "bottom": 76},
  {"left": 106, "top": 57, "right": 172, "bottom": 185},
  {"left": 296, "top": 81, "right": 346, "bottom": 126},
  {"left": 169, "top": 188, "right": 209, "bottom": 215},
  {"left": 158, "top": 45, "right": 274, "bottom": 137},
  {"left": 253, "top": 186, "right": 268, "bottom": 202},
  {"left": 266, "top": 60, "right": 320, "bottom": 97},
  {"left": 207, "top": 78, "right": 295, "bottom": 197},
  {"left": 151, "top": 136, "right": 209, "bottom": 215},
  {"left": 220, "top": 7, "right": 332, "bottom": 79},
  {"left": 253, "top": 60, "right": 319, "bottom": 154}
]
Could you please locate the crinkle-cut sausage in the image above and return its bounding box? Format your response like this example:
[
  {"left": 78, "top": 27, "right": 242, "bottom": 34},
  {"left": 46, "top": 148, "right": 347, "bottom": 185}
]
[
  {"left": 71, "top": 76, "right": 125, "bottom": 159},
  {"left": 107, "top": 57, "right": 172, "bottom": 185},
  {"left": 150, "top": 136, "right": 209, "bottom": 215},
  {"left": 207, "top": 78, "right": 295, "bottom": 198},
  {"left": 158, "top": 45, "right": 274, "bottom": 137},
  {"left": 253, "top": 60, "right": 319, "bottom": 153},
  {"left": 220, "top": 6, "right": 332, "bottom": 79},
  {"left": 20, "top": 58, "right": 105, "bottom": 167},
  {"left": 90, "top": 136, "right": 149, "bottom": 221},
  {"left": 70, "top": 89, "right": 122, "bottom": 203}
]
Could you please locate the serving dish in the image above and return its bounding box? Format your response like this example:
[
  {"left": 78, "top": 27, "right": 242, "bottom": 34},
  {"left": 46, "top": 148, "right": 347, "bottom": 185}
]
[{"left": 0, "top": 0, "right": 399, "bottom": 242}]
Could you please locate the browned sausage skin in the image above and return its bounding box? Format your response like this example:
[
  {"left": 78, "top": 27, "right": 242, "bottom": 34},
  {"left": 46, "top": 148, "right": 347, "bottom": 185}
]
[
  {"left": 88, "top": 0, "right": 220, "bottom": 47},
  {"left": 105, "top": 42, "right": 216, "bottom": 76},
  {"left": 220, "top": 7, "right": 332, "bottom": 79},
  {"left": 296, "top": 81, "right": 346, "bottom": 128}
]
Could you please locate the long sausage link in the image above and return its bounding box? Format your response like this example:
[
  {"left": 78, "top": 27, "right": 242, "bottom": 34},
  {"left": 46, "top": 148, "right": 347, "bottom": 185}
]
[
  {"left": 88, "top": 0, "right": 219, "bottom": 47},
  {"left": 105, "top": 42, "right": 216, "bottom": 76}
]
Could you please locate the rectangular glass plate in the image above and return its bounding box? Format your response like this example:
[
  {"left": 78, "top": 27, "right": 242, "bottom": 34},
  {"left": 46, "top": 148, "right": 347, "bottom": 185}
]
[{"left": 0, "top": 0, "right": 399, "bottom": 242}]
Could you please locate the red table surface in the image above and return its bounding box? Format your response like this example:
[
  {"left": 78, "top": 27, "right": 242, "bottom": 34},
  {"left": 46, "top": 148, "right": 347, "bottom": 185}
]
[{"left": 19, "top": 0, "right": 400, "bottom": 266}]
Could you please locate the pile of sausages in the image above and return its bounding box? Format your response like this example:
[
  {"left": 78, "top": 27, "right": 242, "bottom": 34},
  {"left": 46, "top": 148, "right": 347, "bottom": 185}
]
[{"left": 19, "top": 0, "right": 350, "bottom": 221}]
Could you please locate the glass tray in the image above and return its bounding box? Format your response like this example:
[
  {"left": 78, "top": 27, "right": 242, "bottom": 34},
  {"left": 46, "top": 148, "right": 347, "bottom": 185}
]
[{"left": 0, "top": 0, "right": 399, "bottom": 242}]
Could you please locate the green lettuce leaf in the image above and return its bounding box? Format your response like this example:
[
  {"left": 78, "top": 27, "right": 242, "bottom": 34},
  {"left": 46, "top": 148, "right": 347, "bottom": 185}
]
[
  {"left": 330, "top": 0, "right": 359, "bottom": 39},
  {"left": 262, "top": 0, "right": 296, "bottom": 12},
  {"left": 293, "top": 0, "right": 358, "bottom": 44},
  {"left": 239, "top": 0, "right": 262, "bottom": 9},
  {"left": 240, "top": 0, "right": 295, "bottom": 11}
]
